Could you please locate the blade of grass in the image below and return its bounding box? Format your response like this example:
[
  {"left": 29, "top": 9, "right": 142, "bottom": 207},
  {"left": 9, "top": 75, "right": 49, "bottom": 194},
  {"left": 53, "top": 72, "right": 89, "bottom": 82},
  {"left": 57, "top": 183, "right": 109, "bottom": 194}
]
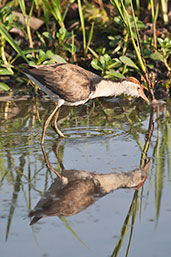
[
  {"left": 71, "top": 30, "right": 76, "bottom": 63},
  {"left": 150, "top": 0, "right": 159, "bottom": 50},
  {"left": 165, "top": 113, "right": 171, "bottom": 181},
  {"left": 0, "top": 23, "right": 28, "bottom": 62},
  {"left": 111, "top": 0, "right": 155, "bottom": 100},
  {"left": 77, "top": 0, "right": 86, "bottom": 55},
  {"left": 111, "top": 191, "right": 139, "bottom": 257},
  {"left": 88, "top": 47, "right": 99, "bottom": 59},
  {"left": 52, "top": 0, "right": 64, "bottom": 28},
  {"left": 125, "top": 190, "right": 139, "bottom": 257},
  {"left": 155, "top": 124, "right": 165, "bottom": 225},
  {"left": 136, "top": 0, "right": 140, "bottom": 16},
  {"left": 140, "top": 106, "right": 155, "bottom": 168},
  {"left": 160, "top": 0, "right": 168, "bottom": 24},
  {"left": 42, "top": 0, "right": 64, "bottom": 28},
  {"left": 85, "top": 22, "right": 94, "bottom": 55},
  {"left": 121, "top": 0, "right": 155, "bottom": 101},
  {"left": 6, "top": 172, "right": 21, "bottom": 241},
  {"left": 62, "top": 0, "right": 72, "bottom": 21},
  {"left": 120, "top": 0, "right": 145, "bottom": 72},
  {"left": 59, "top": 216, "right": 89, "bottom": 249},
  {"left": 42, "top": 2, "right": 50, "bottom": 31},
  {"left": 0, "top": 34, "right": 13, "bottom": 72},
  {"left": 111, "top": 0, "right": 127, "bottom": 26},
  {"left": 18, "top": 0, "right": 34, "bottom": 49}
]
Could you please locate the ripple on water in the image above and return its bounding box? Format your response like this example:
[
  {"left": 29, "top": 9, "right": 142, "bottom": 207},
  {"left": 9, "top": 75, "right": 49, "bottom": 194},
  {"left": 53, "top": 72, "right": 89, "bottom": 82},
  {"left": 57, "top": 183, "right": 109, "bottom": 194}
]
[
  {"left": 0, "top": 125, "right": 128, "bottom": 151},
  {"left": 47, "top": 125, "right": 127, "bottom": 142}
]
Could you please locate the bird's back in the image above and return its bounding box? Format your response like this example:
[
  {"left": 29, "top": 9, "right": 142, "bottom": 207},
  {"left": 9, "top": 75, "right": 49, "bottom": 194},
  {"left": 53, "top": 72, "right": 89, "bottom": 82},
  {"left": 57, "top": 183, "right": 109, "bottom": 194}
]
[{"left": 22, "top": 63, "right": 102, "bottom": 103}]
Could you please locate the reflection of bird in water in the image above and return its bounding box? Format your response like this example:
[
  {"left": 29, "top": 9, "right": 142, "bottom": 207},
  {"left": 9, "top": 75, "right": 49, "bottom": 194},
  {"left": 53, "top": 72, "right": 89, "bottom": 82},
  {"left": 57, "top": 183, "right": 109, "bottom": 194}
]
[
  {"left": 22, "top": 63, "right": 149, "bottom": 144},
  {"left": 29, "top": 144, "right": 150, "bottom": 225}
]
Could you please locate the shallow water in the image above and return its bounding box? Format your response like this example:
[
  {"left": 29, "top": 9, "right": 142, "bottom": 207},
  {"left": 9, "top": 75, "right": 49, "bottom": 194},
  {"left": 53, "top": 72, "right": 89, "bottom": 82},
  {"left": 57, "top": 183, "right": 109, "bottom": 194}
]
[{"left": 0, "top": 96, "right": 171, "bottom": 257}]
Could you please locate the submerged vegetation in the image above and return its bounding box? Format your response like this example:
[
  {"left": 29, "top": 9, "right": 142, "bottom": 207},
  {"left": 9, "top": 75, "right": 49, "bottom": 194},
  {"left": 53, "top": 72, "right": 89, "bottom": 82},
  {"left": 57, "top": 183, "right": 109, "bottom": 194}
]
[{"left": 0, "top": 0, "right": 170, "bottom": 98}]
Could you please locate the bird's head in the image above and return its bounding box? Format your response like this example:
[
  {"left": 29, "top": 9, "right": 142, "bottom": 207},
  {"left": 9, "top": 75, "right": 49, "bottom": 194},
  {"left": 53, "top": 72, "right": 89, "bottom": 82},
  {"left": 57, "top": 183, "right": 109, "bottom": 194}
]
[
  {"left": 123, "top": 77, "right": 150, "bottom": 104},
  {"left": 127, "top": 169, "right": 147, "bottom": 189}
]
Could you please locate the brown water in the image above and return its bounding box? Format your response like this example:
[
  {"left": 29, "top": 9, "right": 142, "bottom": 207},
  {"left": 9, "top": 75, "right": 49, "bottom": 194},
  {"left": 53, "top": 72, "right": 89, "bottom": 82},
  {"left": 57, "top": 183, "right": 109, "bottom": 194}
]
[{"left": 0, "top": 96, "right": 171, "bottom": 257}]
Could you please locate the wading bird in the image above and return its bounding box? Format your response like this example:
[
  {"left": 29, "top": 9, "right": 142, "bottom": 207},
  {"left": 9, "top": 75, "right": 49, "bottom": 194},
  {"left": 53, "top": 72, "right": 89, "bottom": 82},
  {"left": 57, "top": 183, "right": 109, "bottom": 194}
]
[
  {"left": 22, "top": 63, "right": 149, "bottom": 144},
  {"left": 28, "top": 143, "right": 150, "bottom": 225},
  {"left": 29, "top": 168, "right": 147, "bottom": 225}
]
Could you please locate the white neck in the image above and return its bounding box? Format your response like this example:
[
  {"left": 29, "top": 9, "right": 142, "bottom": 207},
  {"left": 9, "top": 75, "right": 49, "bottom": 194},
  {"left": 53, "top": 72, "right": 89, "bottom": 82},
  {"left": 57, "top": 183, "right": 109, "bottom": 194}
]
[
  {"left": 90, "top": 79, "right": 138, "bottom": 99},
  {"left": 94, "top": 173, "right": 134, "bottom": 193}
]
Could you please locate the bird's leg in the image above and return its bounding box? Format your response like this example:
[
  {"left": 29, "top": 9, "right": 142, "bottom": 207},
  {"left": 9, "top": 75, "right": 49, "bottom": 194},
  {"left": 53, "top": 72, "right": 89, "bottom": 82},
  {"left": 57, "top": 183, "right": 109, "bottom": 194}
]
[
  {"left": 41, "top": 143, "right": 62, "bottom": 178},
  {"left": 52, "top": 140, "right": 65, "bottom": 172},
  {"left": 51, "top": 108, "right": 65, "bottom": 138},
  {"left": 41, "top": 105, "right": 59, "bottom": 145}
]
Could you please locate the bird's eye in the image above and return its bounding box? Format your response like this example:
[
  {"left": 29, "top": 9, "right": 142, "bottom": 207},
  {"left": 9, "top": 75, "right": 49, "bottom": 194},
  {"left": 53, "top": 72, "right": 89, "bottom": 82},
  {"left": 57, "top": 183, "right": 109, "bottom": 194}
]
[{"left": 141, "top": 175, "right": 145, "bottom": 180}]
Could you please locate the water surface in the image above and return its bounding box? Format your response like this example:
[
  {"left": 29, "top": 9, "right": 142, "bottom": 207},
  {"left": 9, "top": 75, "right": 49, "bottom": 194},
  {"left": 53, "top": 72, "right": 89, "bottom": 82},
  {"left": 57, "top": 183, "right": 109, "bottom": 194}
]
[{"left": 0, "top": 96, "right": 171, "bottom": 257}]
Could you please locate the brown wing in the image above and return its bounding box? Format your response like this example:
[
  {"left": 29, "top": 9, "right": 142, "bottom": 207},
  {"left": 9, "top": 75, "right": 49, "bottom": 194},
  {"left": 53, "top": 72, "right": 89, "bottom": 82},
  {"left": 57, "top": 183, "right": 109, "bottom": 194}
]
[{"left": 22, "top": 63, "right": 102, "bottom": 102}]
